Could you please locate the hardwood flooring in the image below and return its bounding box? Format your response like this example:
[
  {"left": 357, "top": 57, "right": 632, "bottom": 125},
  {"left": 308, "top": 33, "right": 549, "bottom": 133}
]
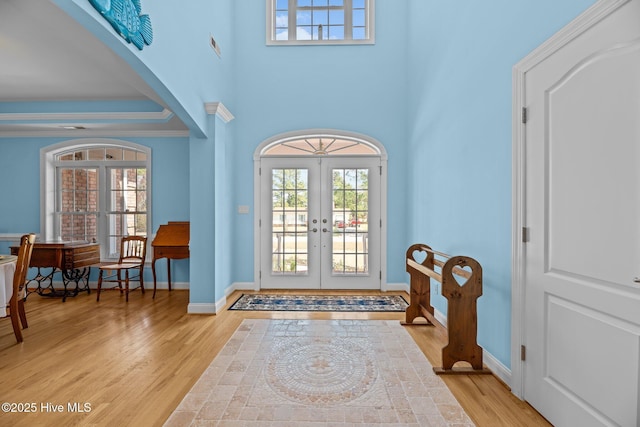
[{"left": 0, "top": 289, "right": 550, "bottom": 426}]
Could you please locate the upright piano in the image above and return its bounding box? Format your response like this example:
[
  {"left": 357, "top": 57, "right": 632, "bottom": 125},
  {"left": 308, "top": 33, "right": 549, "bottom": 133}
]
[
  {"left": 11, "top": 241, "right": 101, "bottom": 301},
  {"left": 151, "top": 221, "right": 190, "bottom": 297}
]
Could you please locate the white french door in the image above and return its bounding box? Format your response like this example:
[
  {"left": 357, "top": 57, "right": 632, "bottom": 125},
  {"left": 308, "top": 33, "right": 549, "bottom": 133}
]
[{"left": 260, "top": 156, "right": 381, "bottom": 289}]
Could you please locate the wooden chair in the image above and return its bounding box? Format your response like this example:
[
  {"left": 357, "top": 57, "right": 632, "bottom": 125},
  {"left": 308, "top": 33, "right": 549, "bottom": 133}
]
[
  {"left": 7, "top": 233, "right": 36, "bottom": 343},
  {"left": 96, "top": 236, "right": 147, "bottom": 302}
]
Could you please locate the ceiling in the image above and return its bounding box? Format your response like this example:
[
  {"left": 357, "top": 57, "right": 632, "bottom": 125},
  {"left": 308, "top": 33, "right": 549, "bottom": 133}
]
[{"left": 0, "top": 0, "right": 188, "bottom": 138}]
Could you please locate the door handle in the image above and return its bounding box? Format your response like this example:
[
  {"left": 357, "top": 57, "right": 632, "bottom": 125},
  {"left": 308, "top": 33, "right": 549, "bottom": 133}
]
[
  {"left": 634, "top": 277, "right": 640, "bottom": 284},
  {"left": 311, "top": 228, "right": 318, "bottom": 233},
  {"left": 322, "top": 228, "right": 329, "bottom": 232}
]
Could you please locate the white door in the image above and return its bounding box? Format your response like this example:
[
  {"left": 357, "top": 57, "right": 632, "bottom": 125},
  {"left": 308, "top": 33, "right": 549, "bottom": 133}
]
[
  {"left": 260, "top": 156, "right": 381, "bottom": 289},
  {"left": 523, "top": 1, "right": 640, "bottom": 425}
]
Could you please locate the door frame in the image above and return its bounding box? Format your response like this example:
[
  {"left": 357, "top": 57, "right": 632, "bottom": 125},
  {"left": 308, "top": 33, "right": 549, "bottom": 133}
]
[
  {"left": 510, "top": 0, "right": 630, "bottom": 399},
  {"left": 254, "top": 129, "right": 388, "bottom": 291}
]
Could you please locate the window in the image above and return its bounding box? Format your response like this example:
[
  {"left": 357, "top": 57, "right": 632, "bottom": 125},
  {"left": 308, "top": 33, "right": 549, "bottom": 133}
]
[
  {"left": 267, "top": 0, "right": 374, "bottom": 45},
  {"left": 42, "top": 141, "right": 151, "bottom": 260},
  {"left": 262, "top": 135, "right": 379, "bottom": 156}
]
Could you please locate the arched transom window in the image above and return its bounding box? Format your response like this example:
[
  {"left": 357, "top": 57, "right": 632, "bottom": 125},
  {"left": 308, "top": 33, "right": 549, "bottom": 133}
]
[{"left": 261, "top": 135, "right": 380, "bottom": 156}]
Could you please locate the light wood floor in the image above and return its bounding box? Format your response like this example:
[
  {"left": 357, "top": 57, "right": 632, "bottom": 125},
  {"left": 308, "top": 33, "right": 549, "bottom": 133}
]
[{"left": 0, "top": 289, "right": 551, "bottom": 426}]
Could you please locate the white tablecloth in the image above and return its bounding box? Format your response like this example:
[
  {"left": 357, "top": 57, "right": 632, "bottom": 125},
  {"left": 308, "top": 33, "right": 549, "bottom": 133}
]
[{"left": 0, "top": 257, "right": 17, "bottom": 318}]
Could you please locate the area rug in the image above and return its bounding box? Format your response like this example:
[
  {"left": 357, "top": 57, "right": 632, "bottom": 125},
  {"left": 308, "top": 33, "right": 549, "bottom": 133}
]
[
  {"left": 228, "top": 294, "right": 409, "bottom": 312},
  {"left": 164, "top": 319, "right": 475, "bottom": 426}
]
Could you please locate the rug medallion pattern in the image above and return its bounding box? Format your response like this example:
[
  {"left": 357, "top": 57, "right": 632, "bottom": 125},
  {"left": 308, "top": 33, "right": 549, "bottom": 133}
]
[
  {"left": 266, "top": 336, "right": 377, "bottom": 405},
  {"left": 165, "top": 319, "right": 475, "bottom": 426}
]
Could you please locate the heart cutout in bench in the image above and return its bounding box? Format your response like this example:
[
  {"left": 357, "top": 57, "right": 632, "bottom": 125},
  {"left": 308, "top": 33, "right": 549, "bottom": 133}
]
[
  {"left": 453, "top": 265, "right": 473, "bottom": 286},
  {"left": 412, "top": 249, "right": 428, "bottom": 265}
]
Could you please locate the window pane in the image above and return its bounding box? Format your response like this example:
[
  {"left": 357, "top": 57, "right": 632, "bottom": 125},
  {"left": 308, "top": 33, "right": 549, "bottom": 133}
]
[
  {"left": 275, "top": 11, "right": 288, "bottom": 28},
  {"left": 59, "top": 213, "right": 98, "bottom": 242},
  {"left": 276, "top": 0, "right": 288, "bottom": 8},
  {"left": 106, "top": 148, "right": 122, "bottom": 160},
  {"left": 276, "top": 29, "right": 289, "bottom": 40},
  {"left": 353, "top": 9, "right": 365, "bottom": 26},
  {"left": 329, "top": 9, "right": 344, "bottom": 25},
  {"left": 328, "top": 25, "right": 344, "bottom": 39},
  {"left": 297, "top": 10, "right": 311, "bottom": 25},
  {"left": 271, "top": 168, "right": 309, "bottom": 275},
  {"left": 297, "top": 25, "right": 312, "bottom": 39},
  {"left": 136, "top": 168, "right": 147, "bottom": 190},
  {"left": 353, "top": 27, "right": 366, "bottom": 40},
  {"left": 123, "top": 149, "right": 137, "bottom": 161},
  {"left": 353, "top": 0, "right": 365, "bottom": 8},
  {"left": 298, "top": 0, "right": 311, "bottom": 6},
  {"left": 313, "top": 10, "right": 328, "bottom": 25},
  {"left": 88, "top": 149, "right": 104, "bottom": 160},
  {"left": 329, "top": 0, "right": 344, "bottom": 5}
]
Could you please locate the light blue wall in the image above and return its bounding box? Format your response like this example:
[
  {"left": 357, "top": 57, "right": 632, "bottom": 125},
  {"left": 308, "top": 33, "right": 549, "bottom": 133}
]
[
  {"left": 0, "top": 137, "right": 190, "bottom": 284},
  {"left": 0, "top": 0, "right": 601, "bottom": 361},
  {"left": 186, "top": 109, "right": 233, "bottom": 307},
  {"left": 47, "top": 0, "right": 237, "bottom": 303},
  {"left": 406, "top": 0, "right": 596, "bottom": 368},
  {"left": 231, "top": 0, "right": 409, "bottom": 284},
  {"left": 53, "top": 0, "right": 236, "bottom": 136},
  {"left": 215, "top": 117, "right": 233, "bottom": 300}
]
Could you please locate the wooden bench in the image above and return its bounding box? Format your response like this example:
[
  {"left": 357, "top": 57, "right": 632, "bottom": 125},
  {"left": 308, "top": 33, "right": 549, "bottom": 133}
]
[{"left": 402, "top": 243, "right": 491, "bottom": 375}]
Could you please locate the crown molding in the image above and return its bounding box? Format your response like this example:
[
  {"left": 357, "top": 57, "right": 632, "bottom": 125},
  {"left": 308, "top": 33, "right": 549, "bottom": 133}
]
[
  {"left": 204, "top": 102, "right": 235, "bottom": 123},
  {"left": 0, "top": 108, "right": 174, "bottom": 122},
  {"left": 0, "top": 129, "right": 189, "bottom": 138}
]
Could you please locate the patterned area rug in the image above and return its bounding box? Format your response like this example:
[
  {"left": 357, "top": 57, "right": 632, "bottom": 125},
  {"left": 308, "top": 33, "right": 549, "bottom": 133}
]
[
  {"left": 228, "top": 294, "right": 409, "bottom": 312},
  {"left": 164, "top": 319, "right": 475, "bottom": 426}
]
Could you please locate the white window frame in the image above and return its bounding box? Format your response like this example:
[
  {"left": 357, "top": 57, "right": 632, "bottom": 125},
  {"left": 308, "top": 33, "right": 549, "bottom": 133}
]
[
  {"left": 266, "top": 0, "right": 375, "bottom": 45},
  {"left": 41, "top": 139, "right": 152, "bottom": 261}
]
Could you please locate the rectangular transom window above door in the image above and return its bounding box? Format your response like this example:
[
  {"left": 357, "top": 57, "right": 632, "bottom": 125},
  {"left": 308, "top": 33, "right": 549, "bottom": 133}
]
[{"left": 266, "top": 0, "right": 375, "bottom": 45}]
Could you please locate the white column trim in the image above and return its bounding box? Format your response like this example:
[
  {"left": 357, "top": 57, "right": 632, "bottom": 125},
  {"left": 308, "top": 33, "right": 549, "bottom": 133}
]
[{"left": 204, "top": 102, "right": 235, "bottom": 123}]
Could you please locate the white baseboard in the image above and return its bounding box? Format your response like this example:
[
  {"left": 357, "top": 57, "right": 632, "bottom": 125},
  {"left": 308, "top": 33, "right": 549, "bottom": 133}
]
[
  {"left": 148, "top": 281, "right": 189, "bottom": 291},
  {"left": 432, "top": 307, "right": 512, "bottom": 387},
  {"left": 383, "top": 282, "right": 410, "bottom": 292},
  {"left": 228, "top": 282, "right": 258, "bottom": 292},
  {"left": 187, "top": 303, "right": 217, "bottom": 314},
  {"left": 214, "top": 295, "right": 227, "bottom": 313},
  {"left": 482, "top": 347, "right": 512, "bottom": 388}
]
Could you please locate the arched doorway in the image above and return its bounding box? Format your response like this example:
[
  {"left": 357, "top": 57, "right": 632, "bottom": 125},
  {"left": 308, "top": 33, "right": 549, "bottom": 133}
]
[{"left": 254, "top": 130, "right": 387, "bottom": 289}]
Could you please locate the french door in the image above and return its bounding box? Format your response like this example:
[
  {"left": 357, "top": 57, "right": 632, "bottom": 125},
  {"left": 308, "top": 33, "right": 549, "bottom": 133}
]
[{"left": 259, "top": 156, "right": 381, "bottom": 289}]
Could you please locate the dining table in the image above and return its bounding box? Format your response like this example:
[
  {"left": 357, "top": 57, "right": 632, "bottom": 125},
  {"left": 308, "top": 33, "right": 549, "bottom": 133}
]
[{"left": 0, "top": 255, "right": 17, "bottom": 318}]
